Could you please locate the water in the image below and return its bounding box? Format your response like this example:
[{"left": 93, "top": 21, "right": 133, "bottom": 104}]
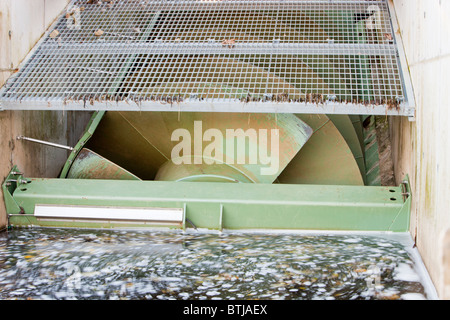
[{"left": 0, "top": 227, "right": 431, "bottom": 300}]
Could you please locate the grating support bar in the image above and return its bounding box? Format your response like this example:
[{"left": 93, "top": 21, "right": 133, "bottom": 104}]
[
  {"left": 0, "top": 99, "right": 415, "bottom": 118},
  {"left": 145, "top": 1, "right": 386, "bottom": 12},
  {"left": 40, "top": 42, "right": 398, "bottom": 56}
]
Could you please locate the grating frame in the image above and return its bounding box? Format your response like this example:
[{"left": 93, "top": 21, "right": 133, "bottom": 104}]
[{"left": 0, "top": 0, "right": 415, "bottom": 117}]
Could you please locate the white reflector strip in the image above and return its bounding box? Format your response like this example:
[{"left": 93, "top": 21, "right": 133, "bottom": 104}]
[{"left": 34, "top": 204, "right": 184, "bottom": 224}]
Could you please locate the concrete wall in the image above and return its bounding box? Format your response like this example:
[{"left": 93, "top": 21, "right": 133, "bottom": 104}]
[
  {"left": 391, "top": 0, "right": 450, "bottom": 299},
  {"left": 0, "top": 0, "right": 92, "bottom": 230},
  {"left": 1, "top": 0, "right": 449, "bottom": 300}
]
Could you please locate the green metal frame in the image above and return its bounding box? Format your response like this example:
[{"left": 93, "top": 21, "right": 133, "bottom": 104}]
[
  {"left": 0, "top": 6, "right": 413, "bottom": 234},
  {"left": 3, "top": 167, "right": 411, "bottom": 232}
]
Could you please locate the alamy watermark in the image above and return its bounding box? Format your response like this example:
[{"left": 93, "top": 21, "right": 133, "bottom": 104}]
[{"left": 170, "top": 121, "right": 280, "bottom": 176}]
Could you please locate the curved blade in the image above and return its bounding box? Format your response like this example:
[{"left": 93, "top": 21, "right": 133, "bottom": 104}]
[
  {"left": 86, "top": 112, "right": 313, "bottom": 184},
  {"left": 278, "top": 114, "right": 364, "bottom": 186},
  {"left": 67, "top": 148, "right": 141, "bottom": 181}
]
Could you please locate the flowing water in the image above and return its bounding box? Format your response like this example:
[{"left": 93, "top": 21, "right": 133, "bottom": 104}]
[{"left": 0, "top": 227, "right": 432, "bottom": 300}]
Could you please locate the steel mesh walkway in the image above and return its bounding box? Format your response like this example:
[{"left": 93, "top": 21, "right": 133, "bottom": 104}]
[{"left": 0, "top": 0, "right": 414, "bottom": 116}]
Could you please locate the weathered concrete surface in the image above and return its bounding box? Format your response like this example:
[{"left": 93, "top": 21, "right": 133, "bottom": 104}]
[
  {"left": 0, "top": 0, "right": 92, "bottom": 231},
  {"left": 443, "top": 229, "right": 450, "bottom": 300},
  {"left": 374, "top": 116, "right": 396, "bottom": 187},
  {"left": 391, "top": 0, "right": 450, "bottom": 299}
]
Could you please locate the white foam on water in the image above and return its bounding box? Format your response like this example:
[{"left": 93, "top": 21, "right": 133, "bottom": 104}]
[
  {"left": 342, "top": 238, "right": 362, "bottom": 243},
  {"left": 401, "top": 293, "right": 426, "bottom": 300},
  {"left": 394, "top": 263, "right": 421, "bottom": 282}
]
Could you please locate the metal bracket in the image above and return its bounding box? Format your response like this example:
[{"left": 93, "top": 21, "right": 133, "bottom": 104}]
[
  {"left": 401, "top": 177, "right": 412, "bottom": 202},
  {"left": 4, "top": 168, "right": 31, "bottom": 187},
  {"left": 2, "top": 166, "right": 27, "bottom": 215}
]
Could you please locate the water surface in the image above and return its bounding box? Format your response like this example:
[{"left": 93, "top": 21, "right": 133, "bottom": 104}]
[{"left": 0, "top": 227, "right": 429, "bottom": 300}]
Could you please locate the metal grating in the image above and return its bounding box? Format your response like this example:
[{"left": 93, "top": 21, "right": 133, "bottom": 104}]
[{"left": 0, "top": 0, "right": 415, "bottom": 117}]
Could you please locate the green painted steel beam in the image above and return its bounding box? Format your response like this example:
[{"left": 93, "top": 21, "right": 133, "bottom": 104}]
[{"left": 4, "top": 169, "right": 410, "bottom": 232}]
